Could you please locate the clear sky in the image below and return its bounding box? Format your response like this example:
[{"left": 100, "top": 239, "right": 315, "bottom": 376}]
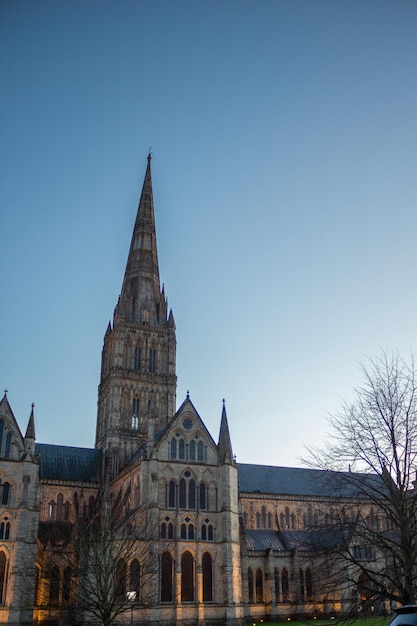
[{"left": 1, "top": 1, "right": 416, "bottom": 468}]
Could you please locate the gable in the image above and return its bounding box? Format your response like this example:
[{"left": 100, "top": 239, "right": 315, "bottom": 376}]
[
  {"left": 0, "top": 395, "right": 24, "bottom": 460},
  {"left": 154, "top": 398, "right": 218, "bottom": 465}
]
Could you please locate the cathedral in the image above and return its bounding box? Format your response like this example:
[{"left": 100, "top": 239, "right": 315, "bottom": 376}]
[{"left": 0, "top": 156, "right": 381, "bottom": 625}]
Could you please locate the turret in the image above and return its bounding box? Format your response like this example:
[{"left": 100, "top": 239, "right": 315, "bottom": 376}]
[
  {"left": 24, "top": 403, "right": 36, "bottom": 454},
  {"left": 218, "top": 400, "right": 234, "bottom": 465}
]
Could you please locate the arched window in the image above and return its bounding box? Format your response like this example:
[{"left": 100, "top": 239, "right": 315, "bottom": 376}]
[
  {"left": 132, "top": 398, "right": 140, "bottom": 421},
  {"left": 170, "top": 438, "right": 177, "bottom": 459},
  {"left": 130, "top": 559, "right": 140, "bottom": 600},
  {"left": 49, "top": 565, "right": 60, "bottom": 604},
  {"left": 0, "top": 551, "right": 7, "bottom": 605},
  {"left": 161, "top": 523, "right": 167, "bottom": 539},
  {"left": 4, "top": 433, "right": 11, "bottom": 458},
  {"left": 256, "top": 512, "right": 261, "bottom": 529},
  {"left": 202, "top": 552, "right": 213, "bottom": 601},
  {"left": 131, "top": 415, "right": 139, "bottom": 430},
  {"left": 181, "top": 551, "right": 194, "bottom": 602},
  {"left": 168, "top": 481, "right": 175, "bottom": 508},
  {"left": 197, "top": 440, "right": 204, "bottom": 461},
  {"left": 0, "top": 521, "right": 10, "bottom": 541},
  {"left": 201, "top": 522, "right": 213, "bottom": 540},
  {"left": 62, "top": 566, "right": 72, "bottom": 604},
  {"left": 181, "top": 523, "right": 187, "bottom": 539},
  {"left": 168, "top": 522, "right": 174, "bottom": 539},
  {"left": 134, "top": 346, "right": 141, "bottom": 371},
  {"left": 188, "top": 524, "right": 194, "bottom": 540},
  {"left": 268, "top": 512, "right": 273, "bottom": 529},
  {"left": 57, "top": 493, "right": 64, "bottom": 521},
  {"left": 189, "top": 440, "right": 195, "bottom": 460},
  {"left": 285, "top": 507, "right": 290, "bottom": 528},
  {"left": 256, "top": 568, "right": 263, "bottom": 603},
  {"left": 178, "top": 438, "right": 185, "bottom": 460},
  {"left": 248, "top": 568, "right": 254, "bottom": 603},
  {"left": 88, "top": 496, "right": 95, "bottom": 520},
  {"left": 261, "top": 506, "right": 267, "bottom": 528},
  {"left": 282, "top": 568, "right": 289, "bottom": 601},
  {"left": 148, "top": 348, "right": 156, "bottom": 373},
  {"left": 306, "top": 567, "right": 313, "bottom": 598},
  {"left": 188, "top": 479, "right": 196, "bottom": 509},
  {"left": 49, "top": 501, "right": 56, "bottom": 520},
  {"left": 299, "top": 568, "right": 305, "bottom": 599},
  {"left": 161, "top": 551, "right": 173, "bottom": 602},
  {"left": 116, "top": 558, "right": 127, "bottom": 602},
  {"left": 179, "top": 479, "right": 186, "bottom": 508},
  {"left": 1, "top": 483, "right": 10, "bottom": 506},
  {"left": 199, "top": 483, "right": 206, "bottom": 510},
  {"left": 274, "top": 568, "right": 280, "bottom": 603}
]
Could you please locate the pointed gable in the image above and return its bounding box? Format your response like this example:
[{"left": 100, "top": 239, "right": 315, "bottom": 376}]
[
  {"left": 0, "top": 392, "right": 25, "bottom": 459},
  {"left": 154, "top": 394, "right": 218, "bottom": 464}
]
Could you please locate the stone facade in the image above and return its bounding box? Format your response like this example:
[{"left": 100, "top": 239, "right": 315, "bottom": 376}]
[{"left": 0, "top": 156, "right": 383, "bottom": 625}]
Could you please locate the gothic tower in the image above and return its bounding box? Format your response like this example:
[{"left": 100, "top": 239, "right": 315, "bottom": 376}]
[{"left": 95, "top": 154, "right": 177, "bottom": 474}]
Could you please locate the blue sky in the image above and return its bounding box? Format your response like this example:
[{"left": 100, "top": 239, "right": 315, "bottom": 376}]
[{"left": 1, "top": 1, "right": 416, "bottom": 467}]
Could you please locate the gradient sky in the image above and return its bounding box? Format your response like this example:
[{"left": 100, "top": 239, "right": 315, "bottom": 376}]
[{"left": 1, "top": 1, "right": 416, "bottom": 467}]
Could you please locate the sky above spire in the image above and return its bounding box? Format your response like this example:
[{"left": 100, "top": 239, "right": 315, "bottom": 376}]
[{"left": 1, "top": 1, "right": 416, "bottom": 467}]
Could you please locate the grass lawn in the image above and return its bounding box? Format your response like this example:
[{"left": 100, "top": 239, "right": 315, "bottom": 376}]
[{"left": 247, "top": 618, "right": 388, "bottom": 626}]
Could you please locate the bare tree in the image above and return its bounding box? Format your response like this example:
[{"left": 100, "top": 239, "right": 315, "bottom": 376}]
[
  {"left": 36, "top": 485, "right": 162, "bottom": 626},
  {"left": 73, "top": 487, "right": 161, "bottom": 626},
  {"left": 306, "top": 350, "right": 417, "bottom": 610}
]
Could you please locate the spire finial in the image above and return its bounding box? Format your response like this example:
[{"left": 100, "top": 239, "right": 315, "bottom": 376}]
[
  {"left": 147, "top": 148, "right": 152, "bottom": 162},
  {"left": 186, "top": 390, "right": 190, "bottom": 399}
]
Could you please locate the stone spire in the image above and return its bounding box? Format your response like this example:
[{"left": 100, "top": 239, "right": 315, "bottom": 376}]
[
  {"left": 96, "top": 154, "right": 177, "bottom": 471},
  {"left": 218, "top": 400, "right": 234, "bottom": 464},
  {"left": 24, "top": 403, "right": 36, "bottom": 453},
  {"left": 115, "top": 152, "right": 161, "bottom": 325},
  {"left": 25, "top": 404, "right": 36, "bottom": 440}
]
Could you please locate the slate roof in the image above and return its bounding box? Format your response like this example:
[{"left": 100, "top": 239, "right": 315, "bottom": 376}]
[
  {"left": 245, "top": 530, "right": 286, "bottom": 551},
  {"left": 35, "top": 443, "right": 102, "bottom": 482},
  {"left": 237, "top": 463, "right": 384, "bottom": 499},
  {"left": 280, "top": 527, "right": 345, "bottom": 551},
  {"left": 244, "top": 527, "right": 345, "bottom": 553}
]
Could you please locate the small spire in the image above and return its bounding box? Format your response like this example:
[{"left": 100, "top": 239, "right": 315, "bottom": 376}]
[
  {"left": 218, "top": 399, "right": 234, "bottom": 464},
  {"left": 186, "top": 390, "right": 190, "bottom": 400},
  {"left": 148, "top": 147, "right": 152, "bottom": 162},
  {"left": 25, "top": 403, "right": 36, "bottom": 441}
]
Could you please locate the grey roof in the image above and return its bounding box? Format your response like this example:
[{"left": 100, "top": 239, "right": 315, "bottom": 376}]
[
  {"left": 280, "top": 527, "right": 345, "bottom": 551},
  {"left": 237, "top": 463, "right": 383, "bottom": 499},
  {"left": 244, "top": 527, "right": 345, "bottom": 553},
  {"left": 35, "top": 443, "right": 102, "bottom": 482},
  {"left": 245, "top": 530, "right": 286, "bottom": 551}
]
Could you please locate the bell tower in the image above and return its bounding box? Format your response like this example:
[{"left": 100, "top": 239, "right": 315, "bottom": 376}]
[{"left": 95, "top": 154, "right": 177, "bottom": 474}]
